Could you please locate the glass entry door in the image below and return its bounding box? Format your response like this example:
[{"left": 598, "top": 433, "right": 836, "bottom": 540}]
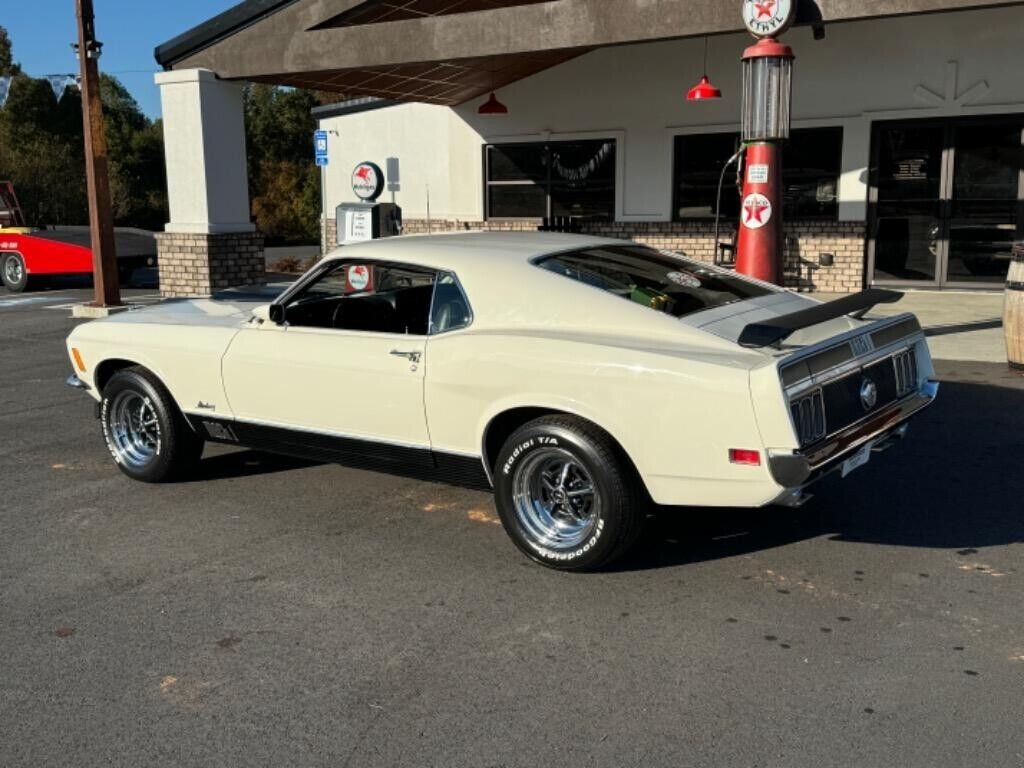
[{"left": 868, "top": 116, "right": 1024, "bottom": 288}]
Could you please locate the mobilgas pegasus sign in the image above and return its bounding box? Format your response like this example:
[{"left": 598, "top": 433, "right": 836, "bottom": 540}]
[{"left": 351, "top": 162, "right": 385, "bottom": 202}]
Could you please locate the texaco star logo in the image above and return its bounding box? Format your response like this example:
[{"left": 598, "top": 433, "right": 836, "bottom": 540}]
[
  {"left": 741, "top": 193, "right": 773, "bottom": 229},
  {"left": 743, "top": 0, "right": 795, "bottom": 37}
]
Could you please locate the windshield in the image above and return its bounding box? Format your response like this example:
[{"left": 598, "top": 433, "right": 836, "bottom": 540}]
[{"left": 537, "top": 245, "right": 775, "bottom": 319}]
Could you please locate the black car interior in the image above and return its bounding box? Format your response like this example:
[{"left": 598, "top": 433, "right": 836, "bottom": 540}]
[
  {"left": 280, "top": 261, "right": 472, "bottom": 336},
  {"left": 286, "top": 284, "right": 434, "bottom": 335}
]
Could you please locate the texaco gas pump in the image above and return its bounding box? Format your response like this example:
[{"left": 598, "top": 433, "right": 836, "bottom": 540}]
[{"left": 734, "top": 0, "right": 796, "bottom": 285}]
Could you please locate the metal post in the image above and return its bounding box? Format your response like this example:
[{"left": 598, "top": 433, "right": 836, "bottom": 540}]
[{"left": 75, "top": 0, "right": 120, "bottom": 307}]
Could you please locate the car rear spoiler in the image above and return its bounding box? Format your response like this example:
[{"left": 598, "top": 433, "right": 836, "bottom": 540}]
[{"left": 737, "top": 288, "right": 904, "bottom": 348}]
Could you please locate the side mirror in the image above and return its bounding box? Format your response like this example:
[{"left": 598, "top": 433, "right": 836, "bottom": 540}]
[{"left": 252, "top": 304, "right": 285, "bottom": 325}]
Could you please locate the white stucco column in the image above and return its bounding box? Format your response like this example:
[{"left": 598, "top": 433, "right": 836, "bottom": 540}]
[
  {"left": 155, "top": 68, "right": 253, "bottom": 234},
  {"left": 153, "top": 69, "right": 263, "bottom": 297}
]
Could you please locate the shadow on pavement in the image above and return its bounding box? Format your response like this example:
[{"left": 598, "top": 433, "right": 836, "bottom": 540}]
[
  {"left": 618, "top": 366, "right": 1024, "bottom": 571},
  {"left": 187, "top": 449, "right": 318, "bottom": 483},
  {"left": 924, "top": 319, "right": 1003, "bottom": 338},
  {"left": 178, "top": 361, "right": 1023, "bottom": 571}
]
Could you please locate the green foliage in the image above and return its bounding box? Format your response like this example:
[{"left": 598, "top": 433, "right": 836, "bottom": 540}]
[
  {"left": 245, "top": 85, "right": 324, "bottom": 243},
  {"left": 0, "top": 75, "right": 88, "bottom": 224},
  {"left": 0, "top": 26, "right": 19, "bottom": 76},
  {"left": 0, "top": 25, "right": 327, "bottom": 241},
  {"left": 251, "top": 159, "right": 321, "bottom": 243},
  {"left": 0, "top": 27, "right": 166, "bottom": 229}
]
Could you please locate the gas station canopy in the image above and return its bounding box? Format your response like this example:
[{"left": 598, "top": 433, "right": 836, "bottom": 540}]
[{"left": 155, "top": 0, "right": 1014, "bottom": 106}]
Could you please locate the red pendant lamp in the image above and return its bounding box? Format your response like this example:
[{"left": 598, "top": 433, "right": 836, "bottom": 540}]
[
  {"left": 478, "top": 91, "right": 509, "bottom": 115},
  {"left": 687, "top": 37, "right": 722, "bottom": 102},
  {"left": 478, "top": 69, "right": 509, "bottom": 115}
]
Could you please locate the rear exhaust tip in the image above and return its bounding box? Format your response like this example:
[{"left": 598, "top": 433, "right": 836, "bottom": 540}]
[{"left": 776, "top": 488, "right": 813, "bottom": 508}]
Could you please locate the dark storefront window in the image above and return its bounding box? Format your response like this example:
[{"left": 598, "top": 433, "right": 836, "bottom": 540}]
[
  {"left": 869, "top": 115, "right": 1024, "bottom": 287},
  {"left": 485, "top": 139, "right": 616, "bottom": 220},
  {"left": 673, "top": 127, "right": 843, "bottom": 220}
]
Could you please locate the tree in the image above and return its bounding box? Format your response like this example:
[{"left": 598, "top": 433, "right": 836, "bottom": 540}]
[
  {"left": 0, "top": 27, "right": 165, "bottom": 229},
  {"left": 251, "top": 159, "right": 321, "bottom": 243},
  {"left": 0, "top": 75, "right": 87, "bottom": 224},
  {"left": 0, "top": 26, "right": 20, "bottom": 76},
  {"left": 244, "top": 85, "right": 330, "bottom": 243}
]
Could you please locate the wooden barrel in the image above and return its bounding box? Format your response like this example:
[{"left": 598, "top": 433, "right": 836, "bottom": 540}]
[{"left": 1006, "top": 243, "right": 1024, "bottom": 370}]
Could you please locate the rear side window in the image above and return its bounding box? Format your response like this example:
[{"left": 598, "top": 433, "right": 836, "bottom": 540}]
[
  {"left": 430, "top": 272, "right": 472, "bottom": 335},
  {"left": 537, "top": 245, "right": 774, "bottom": 319}
]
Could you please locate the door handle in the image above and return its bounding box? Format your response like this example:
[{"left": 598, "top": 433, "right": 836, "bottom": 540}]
[{"left": 390, "top": 349, "right": 422, "bottom": 363}]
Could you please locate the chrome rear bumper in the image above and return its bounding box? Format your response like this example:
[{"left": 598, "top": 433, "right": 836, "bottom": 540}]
[{"left": 769, "top": 380, "right": 939, "bottom": 490}]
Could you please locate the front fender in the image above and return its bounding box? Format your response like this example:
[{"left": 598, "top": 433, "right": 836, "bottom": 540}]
[{"left": 66, "top": 321, "right": 238, "bottom": 420}]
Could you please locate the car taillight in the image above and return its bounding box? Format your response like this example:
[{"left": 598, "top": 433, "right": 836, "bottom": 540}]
[
  {"left": 790, "top": 388, "right": 826, "bottom": 447},
  {"left": 729, "top": 449, "right": 761, "bottom": 466}
]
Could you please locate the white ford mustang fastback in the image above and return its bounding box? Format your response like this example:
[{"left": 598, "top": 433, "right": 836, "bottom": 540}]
[{"left": 66, "top": 233, "right": 937, "bottom": 569}]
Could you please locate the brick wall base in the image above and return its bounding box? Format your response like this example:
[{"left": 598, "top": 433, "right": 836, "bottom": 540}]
[
  {"left": 324, "top": 217, "right": 867, "bottom": 293},
  {"left": 156, "top": 231, "right": 265, "bottom": 297},
  {"left": 321, "top": 216, "right": 338, "bottom": 255}
]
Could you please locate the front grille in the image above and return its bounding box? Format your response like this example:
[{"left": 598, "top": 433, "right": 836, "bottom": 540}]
[
  {"left": 893, "top": 348, "right": 918, "bottom": 397},
  {"left": 791, "top": 389, "right": 826, "bottom": 446}
]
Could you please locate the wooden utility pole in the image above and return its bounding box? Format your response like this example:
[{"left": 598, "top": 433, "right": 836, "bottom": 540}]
[{"left": 75, "top": 0, "right": 120, "bottom": 307}]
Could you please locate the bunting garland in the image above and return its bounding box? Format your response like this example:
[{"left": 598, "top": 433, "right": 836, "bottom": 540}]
[
  {"left": 551, "top": 141, "right": 615, "bottom": 183},
  {"left": 0, "top": 74, "right": 80, "bottom": 109},
  {"left": 45, "top": 74, "right": 78, "bottom": 102}
]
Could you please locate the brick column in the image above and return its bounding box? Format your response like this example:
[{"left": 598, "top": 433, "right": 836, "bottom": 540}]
[
  {"left": 155, "top": 232, "right": 265, "bottom": 297},
  {"left": 155, "top": 69, "right": 263, "bottom": 297}
]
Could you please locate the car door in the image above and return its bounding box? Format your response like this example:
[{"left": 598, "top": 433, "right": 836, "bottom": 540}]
[{"left": 220, "top": 260, "right": 434, "bottom": 458}]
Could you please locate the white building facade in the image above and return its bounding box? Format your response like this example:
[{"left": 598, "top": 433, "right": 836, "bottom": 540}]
[{"left": 317, "top": 6, "right": 1024, "bottom": 292}]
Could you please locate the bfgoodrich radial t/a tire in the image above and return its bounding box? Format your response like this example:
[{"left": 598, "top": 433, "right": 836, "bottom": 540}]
[
  {"left": 493, "top": 415, "right": 647, "bottom": 571},
  {"left": 100, "top": 367, "right": 204, "bottom": 483}
]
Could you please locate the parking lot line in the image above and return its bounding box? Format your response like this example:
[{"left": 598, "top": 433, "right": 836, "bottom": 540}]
[{"left": 0, "top": 295, "right": 76, "bottom": 309}]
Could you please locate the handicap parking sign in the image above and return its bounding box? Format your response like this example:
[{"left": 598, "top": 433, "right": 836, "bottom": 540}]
[{"left": 314, "top": 130, "right": 329, "bottom": 165}]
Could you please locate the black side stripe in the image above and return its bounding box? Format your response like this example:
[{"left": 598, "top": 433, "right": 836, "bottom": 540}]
[{"left": 194, "top": 416, "right": 492, "bottom": 491}]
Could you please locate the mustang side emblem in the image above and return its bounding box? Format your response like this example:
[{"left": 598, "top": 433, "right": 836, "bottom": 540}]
[{"left": 860, "top": 377, "right": 879, "bottom": 411}]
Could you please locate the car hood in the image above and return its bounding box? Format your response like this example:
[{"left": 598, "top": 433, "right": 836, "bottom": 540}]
[
  {"left": 99, "top": 296, "right": 264, "bottom": 328},
  {"left": 683, "top": 292, "right": 864, "bottom": 354}
]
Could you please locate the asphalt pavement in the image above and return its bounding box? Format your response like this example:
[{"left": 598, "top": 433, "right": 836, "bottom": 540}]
[{"left": 1, "top": 285, "right": 1022, "bottom": 768}]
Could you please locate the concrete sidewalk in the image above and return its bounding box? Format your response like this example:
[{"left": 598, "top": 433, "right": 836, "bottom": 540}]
[{"left": 830, "top": 290, "right": 1008, "bottom": 364}]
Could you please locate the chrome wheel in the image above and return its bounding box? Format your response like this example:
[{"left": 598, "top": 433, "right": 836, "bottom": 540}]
[
  {"left": 3, "top": 255, "right": 23, "bottom": 285},
  {"left": 108, "top": 390, "right": 161, "bottom": 468},
  {"left": 512, "top": 447, "right": 599, "bottom": 551}
]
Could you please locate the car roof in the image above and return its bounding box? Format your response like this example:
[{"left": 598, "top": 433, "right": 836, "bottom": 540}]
[
  {"left": 322, "top": 231, "right": 631, "bottom": 274},
  {"left": 317, "top": 231, "right": 752, "bottom": 353}
]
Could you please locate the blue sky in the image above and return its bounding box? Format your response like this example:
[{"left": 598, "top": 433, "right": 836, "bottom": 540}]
[{"left": 3, "top": 0, "right": 238, "bottom": 119}]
